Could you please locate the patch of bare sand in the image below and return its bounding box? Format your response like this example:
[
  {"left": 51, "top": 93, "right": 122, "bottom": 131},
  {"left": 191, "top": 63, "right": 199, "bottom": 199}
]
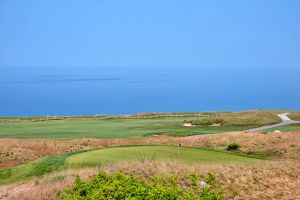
[{"left": 182, "top": 122, "right": 196, "bottom": 127}]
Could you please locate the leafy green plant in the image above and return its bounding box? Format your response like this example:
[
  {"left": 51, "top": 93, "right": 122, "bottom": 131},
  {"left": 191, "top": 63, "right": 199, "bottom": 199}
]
[
  {"left": 60, "top": 171, "right": 224, "bottom": 200},
  {"left": 205, "top": 173, "right": 217, "bottom": 185}
]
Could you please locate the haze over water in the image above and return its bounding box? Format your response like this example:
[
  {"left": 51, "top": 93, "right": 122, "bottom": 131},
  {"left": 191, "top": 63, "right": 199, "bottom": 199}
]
[
  {"left": 1, "top": 1, "right": 299, "bottom": 116},
  {"left": 1, "top": 66, "right": 299, "bottom": 116}
]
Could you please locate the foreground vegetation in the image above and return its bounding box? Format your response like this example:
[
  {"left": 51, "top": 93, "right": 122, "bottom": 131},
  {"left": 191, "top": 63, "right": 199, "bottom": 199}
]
[
  {"left": 61, "top": 171, "right": 224, "bottom": 199},
  {"left": 2, "top": 158, "right": 299, "bottom": 200}
]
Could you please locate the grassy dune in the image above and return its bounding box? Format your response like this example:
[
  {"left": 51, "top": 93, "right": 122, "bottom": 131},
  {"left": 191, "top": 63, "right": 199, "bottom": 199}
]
[{"left": 186, "top": 110, "right": 281, "bottom": 126}]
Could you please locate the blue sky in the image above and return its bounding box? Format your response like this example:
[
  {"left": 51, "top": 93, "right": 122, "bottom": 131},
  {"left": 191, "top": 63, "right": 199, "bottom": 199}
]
[{"left": 0, "top": 0, "right": 299, "bottom": 69}]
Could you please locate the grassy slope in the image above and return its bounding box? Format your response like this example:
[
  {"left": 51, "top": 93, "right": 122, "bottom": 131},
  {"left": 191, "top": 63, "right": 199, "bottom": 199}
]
[
  {"left": 66, "top": 146, "right": 257, "bottom": 169},
  {"left": 0, "top": 110, "right": 282, "bottom": 139},
  {"left": 0, "top": 145, "right": 257, "bottom": 185}
]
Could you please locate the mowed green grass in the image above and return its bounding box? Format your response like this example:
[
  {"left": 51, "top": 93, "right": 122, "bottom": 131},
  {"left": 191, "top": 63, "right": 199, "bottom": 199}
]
[
  {"left": 266, "top": 123, "right": 300, "bottom": 132},
  {"left": 0, "top": 145, "right": 258, "bottom": 185},
  {"left": 66, "top": 145, "right": 257, "bottom": 169},
  {"left": 0, "top": 118, "right": 256, "bottom": 139}
]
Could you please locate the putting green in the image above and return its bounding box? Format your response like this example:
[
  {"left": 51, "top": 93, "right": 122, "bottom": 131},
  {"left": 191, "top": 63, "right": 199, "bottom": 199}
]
[{"left": 66, "top": 145, "right": 257, "bottom": 168}]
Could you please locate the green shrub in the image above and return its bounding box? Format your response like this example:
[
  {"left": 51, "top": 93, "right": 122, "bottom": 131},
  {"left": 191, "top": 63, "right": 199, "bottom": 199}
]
[
  {"left": 60, "top": 171, "right": 224, "bottom": 200},
  {"left": 226, "top": 143, "right": 240, "bottom": 151}
]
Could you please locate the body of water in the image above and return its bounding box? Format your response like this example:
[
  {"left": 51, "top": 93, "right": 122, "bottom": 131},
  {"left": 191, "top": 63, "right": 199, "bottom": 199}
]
[{"left": 0, "top": 66, "right": 299, "bottom": 116}]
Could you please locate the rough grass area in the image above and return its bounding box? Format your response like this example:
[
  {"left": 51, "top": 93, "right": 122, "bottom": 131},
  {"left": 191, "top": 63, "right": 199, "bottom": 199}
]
[
  {"left": 2, "top": 160, "right": 299, "bottom": 200},
  {"left": 186, "top": 110, "right": 281, "bottom": 126},
  {"left": 66, "top": 145, "right": 257, "bottom": 169},
  {"left": 0, "top": 110, "right": 282, "bottom": 139}
]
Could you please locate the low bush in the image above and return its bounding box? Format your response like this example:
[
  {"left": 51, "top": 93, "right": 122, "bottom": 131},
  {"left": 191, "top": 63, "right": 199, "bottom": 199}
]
[
  {"left": 226, "top": 143, "right": 240, "bottom": 151},
  {"left": 60, "top": 171, "right": 224, "bottom": 199}
]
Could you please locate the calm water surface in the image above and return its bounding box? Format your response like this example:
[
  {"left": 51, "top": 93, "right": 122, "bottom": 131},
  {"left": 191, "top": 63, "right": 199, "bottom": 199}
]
[{"left": 0, "top": 66, "right": 299, "bottom": 116}]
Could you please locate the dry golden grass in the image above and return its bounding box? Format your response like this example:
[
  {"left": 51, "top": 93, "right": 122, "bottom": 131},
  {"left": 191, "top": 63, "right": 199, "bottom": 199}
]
[
  {"left": 181, "top": 131, "right": 300, "bottom": 160},
  {"left": 0, "top": 168, "right": 97, "bottom": 200},
  {"left": 101, "top": 160, "right": 300, "bottom": 200},
  {"left": 1, "top": 131, "right": 300, "bottom": 169},
  {"left": 1, "top": 160, "right": 299, "bottom": 200}
]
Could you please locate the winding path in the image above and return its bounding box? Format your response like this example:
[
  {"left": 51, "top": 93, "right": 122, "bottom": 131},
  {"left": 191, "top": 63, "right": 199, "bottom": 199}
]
[
  {"left": 246, "top": 113, "right": 300, "bottom": 132},
  {"left": 183, "top": 113, "right": 300, "bottom": 138}
]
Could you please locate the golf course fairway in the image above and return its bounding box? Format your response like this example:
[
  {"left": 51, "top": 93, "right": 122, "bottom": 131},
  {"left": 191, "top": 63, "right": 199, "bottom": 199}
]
[{"left": 66, "top": 145, "right": 257, "bottom": 168}]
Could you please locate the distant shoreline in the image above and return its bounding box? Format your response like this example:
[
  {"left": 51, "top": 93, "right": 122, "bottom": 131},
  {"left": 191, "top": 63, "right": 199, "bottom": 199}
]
[{"left": 1, "top": 109, "right": 300, "bottom": 119}]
